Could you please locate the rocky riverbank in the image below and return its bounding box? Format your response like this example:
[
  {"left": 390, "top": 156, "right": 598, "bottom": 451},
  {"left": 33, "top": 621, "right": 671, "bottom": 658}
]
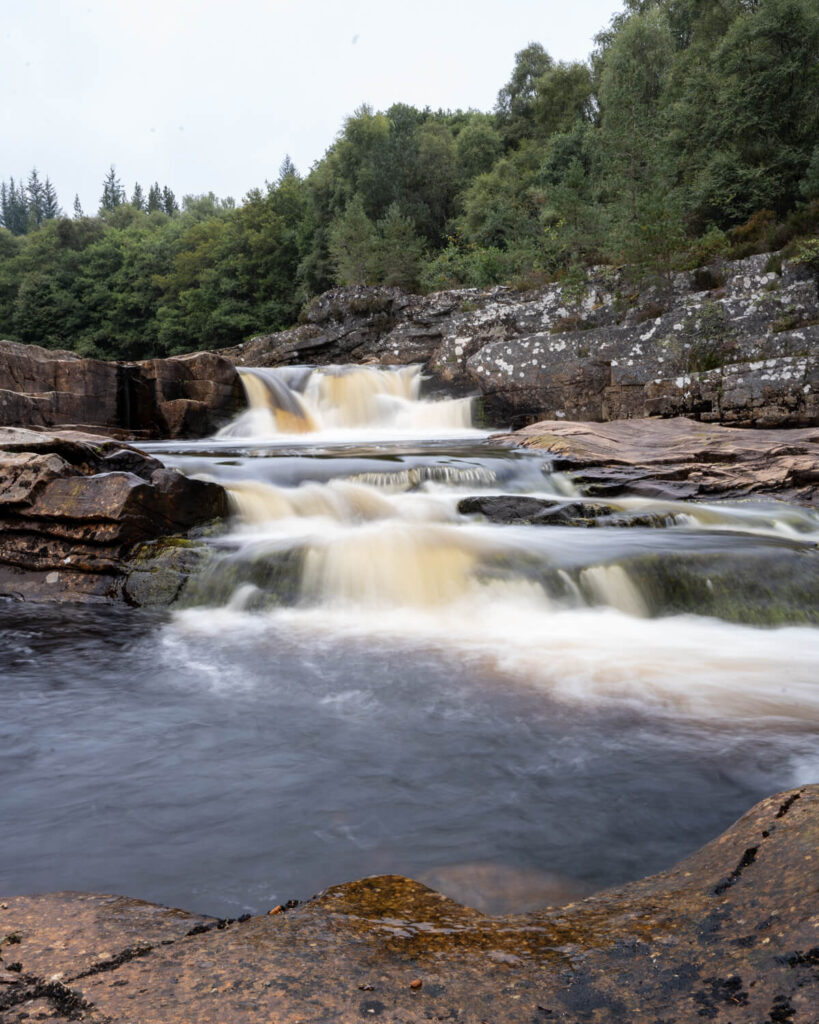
[
  {"left": 0, "top": 428, "right": 226, "bottom": 603},
  {"left": 0, "top": 343, "right": 243, "bottom": 438},
  {"left": 1, "top": 786, "right": 815, "bottom": 1023},
  {"left": 223, "top": 251, "right": 818, "bottom": 430}
]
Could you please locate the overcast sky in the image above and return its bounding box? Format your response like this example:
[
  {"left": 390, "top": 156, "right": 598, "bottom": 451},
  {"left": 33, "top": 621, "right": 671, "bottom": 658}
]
[{"left": 2, "top": 0, "right": 623, "bottom": 213}]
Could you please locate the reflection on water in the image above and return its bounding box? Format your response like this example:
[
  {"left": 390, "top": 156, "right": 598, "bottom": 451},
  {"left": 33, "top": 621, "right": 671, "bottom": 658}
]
[{"left": 1, "top": 364, "right": 817, "bottom": 917}]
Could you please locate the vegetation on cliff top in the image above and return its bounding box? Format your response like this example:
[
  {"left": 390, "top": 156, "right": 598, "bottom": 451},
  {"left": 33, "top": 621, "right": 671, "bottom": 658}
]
[{"left": 1, "top": 0, "right": 818, "bottom": 359}]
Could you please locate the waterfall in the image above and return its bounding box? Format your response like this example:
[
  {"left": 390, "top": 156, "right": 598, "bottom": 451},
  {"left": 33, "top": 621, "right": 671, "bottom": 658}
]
[{"left": 217, "top": 364, "right": 476, "bottom": 439}]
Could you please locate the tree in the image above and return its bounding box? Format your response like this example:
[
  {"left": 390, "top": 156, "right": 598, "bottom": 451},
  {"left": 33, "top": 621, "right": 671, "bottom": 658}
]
[
  {"left": 26, "top": 169, "right": 45, "bottom": 227},
  {"left": 131, "top": 183, "right": 145, "bottom": 210},
  {"left": 162, "top": 186, "right": 178, "bottom": 215},
  {"left": 147, "top": 183, "right": 163, "bottom": 213},
  {"left": 42, "top": 178, "right": 60, "bottom": 220},
  {"left": 73, "top": 194, "right": 84, "bottom": 219},
  {"left": 100, "top": 165, "right": 125, "bottom": 212},
  {"left": 495, "top": 42, "right": 554, "bottom": 148},
  {"left": 372, "top": 202, "right": 425, "bottom": 290},
  {"left": 327, "top": 195, "right": 377, "bottom": 285}
]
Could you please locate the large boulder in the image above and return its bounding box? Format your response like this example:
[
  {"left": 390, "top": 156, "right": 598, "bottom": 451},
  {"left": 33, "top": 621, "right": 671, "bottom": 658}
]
[
  {"left": 0, "top": 342, "right": 245, "bottom": 438},
  {"left": 0, "top": 786, "right": 815, "bottom": 1022},
  {"left": 0, "top": 427, "right": 227, "bottom": 602}
]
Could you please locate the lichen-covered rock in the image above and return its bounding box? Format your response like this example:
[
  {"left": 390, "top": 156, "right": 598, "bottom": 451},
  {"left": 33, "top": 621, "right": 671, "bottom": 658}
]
[
  {"left": 0, "top": 342, "right": 244, "bottom": 438},
  {"left": 222, "top": 253, "right": 818, "bottom": 428},
  {"left": 0, "top": 786, "right": 816, "bottom": 1023},
  {"left": 0, "top": 428, "right": 227, "bottom": 603}
]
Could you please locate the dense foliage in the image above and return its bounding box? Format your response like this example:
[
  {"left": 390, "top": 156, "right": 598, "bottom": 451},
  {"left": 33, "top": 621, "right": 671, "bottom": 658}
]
[{"left": 1, "top": 0, "right": 818, "bottom": 358}]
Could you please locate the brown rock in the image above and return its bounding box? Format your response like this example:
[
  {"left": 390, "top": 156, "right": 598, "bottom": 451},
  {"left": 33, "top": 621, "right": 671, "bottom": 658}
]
[
  {"left": 0, "top": 429, "right": 227, "bottom": 603},
  {"left": 503, "top": 416, "right": 819, "bottom": 503},
  {"left": 0, "top": 341, "right": 244, "bottom": 438},
  {"left": 0, "top": 787, "right": 815, "bottom": 1023}
]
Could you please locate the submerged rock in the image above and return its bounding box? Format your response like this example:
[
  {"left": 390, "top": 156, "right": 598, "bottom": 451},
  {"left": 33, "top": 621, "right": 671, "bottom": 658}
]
[
  {"left": 457, "top": 494, "right": 610, "bottom": 525},
  {"left": 0, "top": 786, "right": 815, "bottom": 1022},
  {"left": 0, "top": 427, "right": 227, "bottom": 603}
]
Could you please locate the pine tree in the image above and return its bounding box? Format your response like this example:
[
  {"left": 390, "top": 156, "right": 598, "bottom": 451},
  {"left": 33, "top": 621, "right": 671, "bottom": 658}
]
[
  {"left": 42, "top": 177, "right": 60, "bottom": 220},
  {"left": 147, "top": 182, "right": 163, "bottom": 213},
  {"left": 2, "top": 177, "right": 30, "bottom": 234},
  {"left": 27, "top": 168, "right": 45, "bottom": 228},
  {"left": 73, "top": 194, "right": 84, "bottom": 218},
  {"left": 278, "top": 154, "right": 298, "bottom": 181},
  {"left": 100, "top": 165, "right": 125, "bottom": 212},
  {"left": 161, "top": 185, "right": 178, "bottom": 215},
  {"left": 131, "top": 183, "right": 145, "bottom": 210}
]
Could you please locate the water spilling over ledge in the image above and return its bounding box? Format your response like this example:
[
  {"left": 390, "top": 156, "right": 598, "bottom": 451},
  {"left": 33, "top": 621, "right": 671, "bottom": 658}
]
[{"left": 218, "top": 364, "right": 478, "bottom": 441}]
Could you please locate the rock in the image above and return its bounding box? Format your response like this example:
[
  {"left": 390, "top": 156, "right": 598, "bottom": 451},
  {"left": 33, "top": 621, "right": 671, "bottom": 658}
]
[
  {"left": 0, "top": 787, "right": 815, "bottom": 1023},
  {"left": 457, "top": 494, "right": 610, "bottom": 525},
  {"left": 0, "top": 341, "right": 244, "bottom": 438},
  {"left": 503, "top": 416, "right": 819, "bottom": 504},
  {"left": 0, "top": 428, "right": 226, "bottom": 603},
  {"left": 221, "top": 252, "right": 818, "bottom": 429}
]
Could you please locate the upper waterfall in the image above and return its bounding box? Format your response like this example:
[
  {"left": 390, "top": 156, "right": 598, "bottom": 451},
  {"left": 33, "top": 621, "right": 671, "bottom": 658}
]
[{"left": 217, "top": 365, "right": 479, "bottom": 440}]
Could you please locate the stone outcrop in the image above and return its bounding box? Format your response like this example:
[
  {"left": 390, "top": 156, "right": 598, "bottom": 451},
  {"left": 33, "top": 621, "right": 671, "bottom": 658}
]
[
  {"left": 223, "top": 252, "right": 818, "bottom": 429},
  {"left": 501, "top": 416, "right": 819, "bottom": 504},
  {"left": 0, "top": 427, "right": 227, "bottom": 603},
  {"left": 0, "top": 342, "right": 244, "bottom": 438},
  {"left": 1, "top": 786, "right": 816, "bottom": 1023}
]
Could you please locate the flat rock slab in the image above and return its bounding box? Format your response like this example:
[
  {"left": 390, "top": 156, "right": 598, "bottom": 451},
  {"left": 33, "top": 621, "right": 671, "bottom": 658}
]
[
  {"left": 2, "top": 787, "right": 817, "bottom": 1022},
  {"left": 504, "top": 416, "right": 819, "bottom": 504}
]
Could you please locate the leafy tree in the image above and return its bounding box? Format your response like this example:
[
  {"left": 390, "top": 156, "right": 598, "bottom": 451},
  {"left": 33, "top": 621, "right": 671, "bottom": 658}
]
[{"left": 495, "top": 42, "right": 553, "bottom": 148}]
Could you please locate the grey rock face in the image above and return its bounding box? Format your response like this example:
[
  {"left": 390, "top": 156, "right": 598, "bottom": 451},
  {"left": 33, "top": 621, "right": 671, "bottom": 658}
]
[{"left": 223, "top": 254, "right": 818, "bottom": 428}]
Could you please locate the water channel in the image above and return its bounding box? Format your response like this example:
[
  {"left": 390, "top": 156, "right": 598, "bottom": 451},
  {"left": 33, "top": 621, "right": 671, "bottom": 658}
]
[{"left": 1, "top": 365, "right": 817, "bottom": 917}]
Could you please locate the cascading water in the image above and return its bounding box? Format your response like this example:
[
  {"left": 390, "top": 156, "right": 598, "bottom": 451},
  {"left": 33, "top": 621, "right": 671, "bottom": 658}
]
[
  {"left": 218, "top": 364, "right": 477, "bottom": 439},
  {"left": 3, "top": 361, "right": 818, "bottom": 918}
]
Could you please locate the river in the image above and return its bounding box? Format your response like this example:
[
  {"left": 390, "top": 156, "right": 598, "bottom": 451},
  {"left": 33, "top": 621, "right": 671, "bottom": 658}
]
[{"left": 1, "top": 365, "right": 817, "bottom": 917}]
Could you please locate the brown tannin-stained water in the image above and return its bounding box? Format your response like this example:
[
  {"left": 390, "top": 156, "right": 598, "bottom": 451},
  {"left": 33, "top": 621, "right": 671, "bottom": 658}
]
[{"left": 1, "top": 364, "right": 817, "bottom": 917}]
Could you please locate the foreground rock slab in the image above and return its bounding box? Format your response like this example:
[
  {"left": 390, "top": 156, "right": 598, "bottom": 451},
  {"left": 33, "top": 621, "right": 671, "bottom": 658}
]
[
  {"left": 1, "top": 787, "right": 816, "bottom": 1022},
  {"left": 505, "top": 416, "right": 819, "bottom": 503},
  {"left": 0, "top": 428, "right": 227, "bottom": 602}
]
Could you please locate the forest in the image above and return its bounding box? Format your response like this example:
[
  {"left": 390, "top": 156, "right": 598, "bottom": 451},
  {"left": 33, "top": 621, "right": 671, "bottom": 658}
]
[{"left": 1, "top": 0, "right": 818, "bottom": 360}]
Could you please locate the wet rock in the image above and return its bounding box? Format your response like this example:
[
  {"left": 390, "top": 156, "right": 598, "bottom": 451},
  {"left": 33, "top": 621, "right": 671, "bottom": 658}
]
[
  {"left": 0, "top": 428, "right": 227, "bottom": 603},
  {"left": 0, "top": 341, "right": 244, "bottom": 438},
  {"left": 457, "top": 494, "right": 609, "bottom": 525},
  {"left": 0, "top": 787, "right": 815, "bottom": 1023},
  {"left": 505, "top": 417, "right": 819, "bottom": 504}
]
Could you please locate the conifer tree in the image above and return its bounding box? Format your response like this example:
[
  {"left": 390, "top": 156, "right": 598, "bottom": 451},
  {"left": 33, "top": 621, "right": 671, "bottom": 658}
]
[
  {"left": 42, "top": 177, "right": 60, "bottom": 220},
  {"left": 100, "top": 165, "right": 125, "bottom": 212},
  {"left": 27, "top": 168, "right": 45, "bottom": 227},
  {"left": 161, "top": 185, "right": 178, "bottom": 215},
  {"left": 73, "top": 194, "right": 84, "bottom": 218},
  {"left": 147, "top": 183, "right": 163, "bottom": 212},
  {"left": 131, "top": 183, "right": 145, "bottom": 210}
]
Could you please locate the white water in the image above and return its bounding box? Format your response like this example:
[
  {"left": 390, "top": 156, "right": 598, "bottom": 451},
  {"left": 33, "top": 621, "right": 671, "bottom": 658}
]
[
  {"left": 165, "top": 362, "right": 819, "bottom": 728},
  {"left": 218, "top": 364, "right": 482, "bottom": 442}
]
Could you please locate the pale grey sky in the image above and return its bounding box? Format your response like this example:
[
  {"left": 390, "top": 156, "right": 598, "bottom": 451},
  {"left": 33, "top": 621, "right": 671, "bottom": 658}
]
[{"left": 2, "top": 0, "right": 623, "bottom": 213}]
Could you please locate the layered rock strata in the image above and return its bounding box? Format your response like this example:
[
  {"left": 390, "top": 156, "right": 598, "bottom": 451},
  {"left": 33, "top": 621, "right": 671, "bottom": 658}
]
[
  {"left": 0, "top": 343, "right": 244, "bottom": 438},
  {"left": 0, "top": 786, "right": 816, "bottom": 1023},
  {"left": 0, "top": 427, "right": 226, "bottom": 603},
  {"left": 225, "top": 253, "right": 818, "bottom": 429},
  {"left": 503, "top": 416, "right": 819, "bottom": 504}
]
